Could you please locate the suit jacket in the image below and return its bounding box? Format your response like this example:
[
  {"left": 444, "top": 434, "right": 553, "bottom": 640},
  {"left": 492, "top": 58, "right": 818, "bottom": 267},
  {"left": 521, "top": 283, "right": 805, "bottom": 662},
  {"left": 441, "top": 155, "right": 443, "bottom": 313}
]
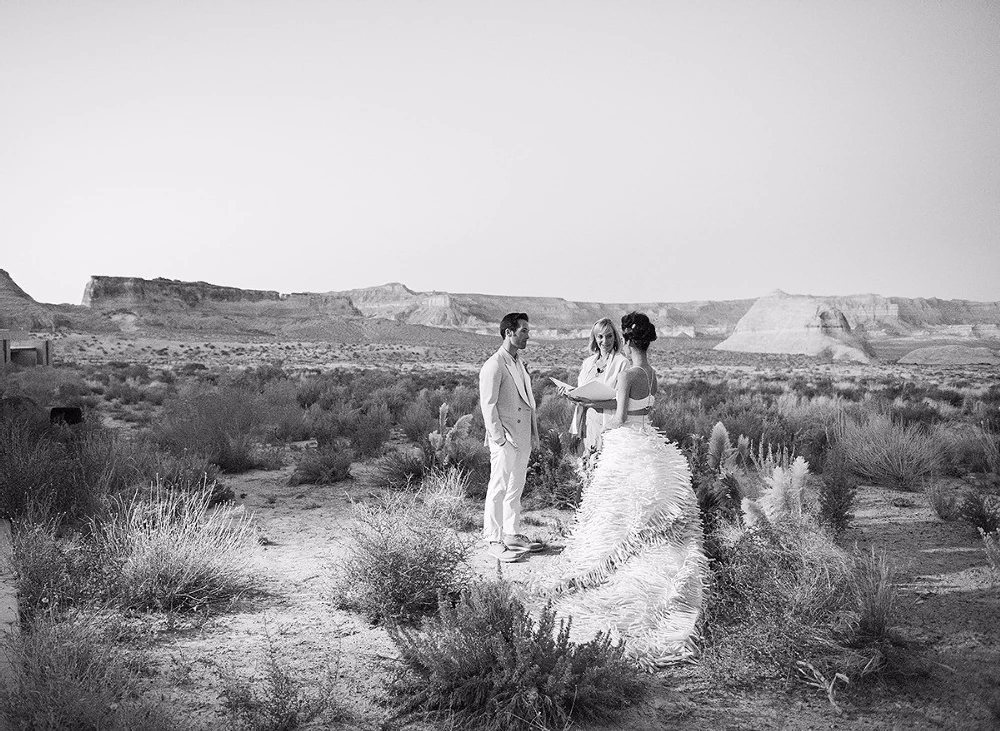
[{"left": 479, "top": 346, "right": 537, "bottom": 450}]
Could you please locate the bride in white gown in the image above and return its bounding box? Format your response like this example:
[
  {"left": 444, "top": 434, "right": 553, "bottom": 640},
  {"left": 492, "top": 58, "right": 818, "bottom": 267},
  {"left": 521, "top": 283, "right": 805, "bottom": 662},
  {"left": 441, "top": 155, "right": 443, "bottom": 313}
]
[{"left": 541, "top": 312, "right": 708, "bottom": 669}]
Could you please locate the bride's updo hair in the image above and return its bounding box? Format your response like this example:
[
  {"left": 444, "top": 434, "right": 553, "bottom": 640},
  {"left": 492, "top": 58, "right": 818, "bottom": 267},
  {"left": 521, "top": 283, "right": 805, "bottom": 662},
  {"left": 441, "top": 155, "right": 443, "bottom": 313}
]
[{"left": 621, "top": 312, "right": 657, "bottom": 351}]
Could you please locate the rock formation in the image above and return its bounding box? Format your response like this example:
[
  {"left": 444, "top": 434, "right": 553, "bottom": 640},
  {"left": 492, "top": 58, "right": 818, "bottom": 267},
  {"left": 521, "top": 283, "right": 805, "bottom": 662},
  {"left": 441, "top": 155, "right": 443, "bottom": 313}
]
[
  {"left": 0, "top": 269, "right": 54, "bottom": 330},
  {"left": 331, "top": 283, "right": 755, "bottom": 337},
  {"left": 897, "top": 345, "right": 1000, "bottom": 366},
  {"left": 714, "top": 291, "right": 873, "bottom": 362},
  {"left": 2, "top": 268, "right": 999, "bottom": 351}
]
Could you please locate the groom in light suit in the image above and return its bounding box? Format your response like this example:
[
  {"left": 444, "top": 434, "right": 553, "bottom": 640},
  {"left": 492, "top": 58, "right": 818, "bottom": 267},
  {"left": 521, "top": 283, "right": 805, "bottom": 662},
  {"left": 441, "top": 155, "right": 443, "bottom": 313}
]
[{"left": 479, "top": 312, "right": 544, "bottom": 561}]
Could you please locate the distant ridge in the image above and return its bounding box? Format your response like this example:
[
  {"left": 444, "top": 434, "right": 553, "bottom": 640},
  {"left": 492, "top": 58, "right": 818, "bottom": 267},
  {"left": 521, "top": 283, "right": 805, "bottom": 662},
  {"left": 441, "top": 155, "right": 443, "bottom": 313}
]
[{"left": 0, "top": 271, "right": 998, "bottom": 354}]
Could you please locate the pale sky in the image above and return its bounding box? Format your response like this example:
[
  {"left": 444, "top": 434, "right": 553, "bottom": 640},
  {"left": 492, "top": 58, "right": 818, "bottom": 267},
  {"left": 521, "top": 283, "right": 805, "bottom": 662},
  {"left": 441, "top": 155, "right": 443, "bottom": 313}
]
[{"left": 2, "top": 1, "right": 998, "bottom": 306}]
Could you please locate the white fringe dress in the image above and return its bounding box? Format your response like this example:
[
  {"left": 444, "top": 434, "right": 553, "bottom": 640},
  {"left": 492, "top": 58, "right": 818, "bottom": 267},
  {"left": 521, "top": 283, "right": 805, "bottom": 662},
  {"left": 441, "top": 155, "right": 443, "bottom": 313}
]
[{"left": 534, "top": 421, "right": 708, "bottom": 670}]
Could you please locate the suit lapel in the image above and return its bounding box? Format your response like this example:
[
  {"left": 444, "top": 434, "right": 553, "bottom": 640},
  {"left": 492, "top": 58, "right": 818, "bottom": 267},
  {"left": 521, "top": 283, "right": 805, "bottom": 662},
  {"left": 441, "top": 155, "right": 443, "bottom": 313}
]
[{"left": 500, "top": 349, "right": 531, "bottom": 406}]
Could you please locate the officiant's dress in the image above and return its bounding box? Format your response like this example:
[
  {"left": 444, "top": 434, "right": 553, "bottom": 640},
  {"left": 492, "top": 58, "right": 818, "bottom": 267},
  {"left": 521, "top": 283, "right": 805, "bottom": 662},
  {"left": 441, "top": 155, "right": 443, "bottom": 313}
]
[{"left": 535, "top": 415, "right": 708, "bottom": 669}]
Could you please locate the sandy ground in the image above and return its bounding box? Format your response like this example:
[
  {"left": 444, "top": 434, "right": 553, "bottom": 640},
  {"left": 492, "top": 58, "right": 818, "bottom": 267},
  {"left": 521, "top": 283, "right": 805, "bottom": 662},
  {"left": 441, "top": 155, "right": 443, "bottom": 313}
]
[{"left": 135, "top": 462, "right": 999, "bottom": 731}]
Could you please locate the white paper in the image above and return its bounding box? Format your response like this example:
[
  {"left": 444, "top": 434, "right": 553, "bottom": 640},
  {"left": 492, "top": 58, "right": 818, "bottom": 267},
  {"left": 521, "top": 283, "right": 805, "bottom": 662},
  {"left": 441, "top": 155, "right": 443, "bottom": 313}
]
[{"left": 549, "top": 377, "right": 616, "bottom": 401}]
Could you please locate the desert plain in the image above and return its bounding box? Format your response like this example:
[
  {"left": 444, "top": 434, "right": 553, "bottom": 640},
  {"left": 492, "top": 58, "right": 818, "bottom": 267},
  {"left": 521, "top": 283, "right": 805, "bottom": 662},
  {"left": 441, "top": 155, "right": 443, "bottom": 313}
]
[{"left": 2, "top": 326, "right": 999, "bottom": 731}]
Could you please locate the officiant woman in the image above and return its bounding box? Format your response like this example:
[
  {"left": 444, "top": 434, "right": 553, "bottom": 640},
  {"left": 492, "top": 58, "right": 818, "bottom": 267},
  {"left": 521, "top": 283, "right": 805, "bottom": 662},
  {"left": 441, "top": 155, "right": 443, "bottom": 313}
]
[{"left": 566, "top": 318, "right": 629, "bottom": 452}]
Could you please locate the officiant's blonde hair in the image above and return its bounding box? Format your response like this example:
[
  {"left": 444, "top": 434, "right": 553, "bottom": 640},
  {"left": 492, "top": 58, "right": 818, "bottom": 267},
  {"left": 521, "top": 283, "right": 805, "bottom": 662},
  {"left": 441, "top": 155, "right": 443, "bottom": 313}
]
[{"left": 588, "top": 318, "right": 623, "bottom": 354}]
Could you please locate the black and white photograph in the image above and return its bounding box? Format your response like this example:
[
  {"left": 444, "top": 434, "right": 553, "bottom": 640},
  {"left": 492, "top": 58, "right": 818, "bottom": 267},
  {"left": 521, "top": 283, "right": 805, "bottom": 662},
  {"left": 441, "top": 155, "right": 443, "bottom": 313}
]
[{"left": 1, "top": 1, "right": 998, "bottom": 729}]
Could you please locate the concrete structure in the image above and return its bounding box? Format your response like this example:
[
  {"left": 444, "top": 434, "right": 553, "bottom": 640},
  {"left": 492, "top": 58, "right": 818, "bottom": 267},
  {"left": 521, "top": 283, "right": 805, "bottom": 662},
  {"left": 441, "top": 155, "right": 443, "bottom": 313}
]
[{"left": 0, "top": 331, "right": 51, "bottom": 367}]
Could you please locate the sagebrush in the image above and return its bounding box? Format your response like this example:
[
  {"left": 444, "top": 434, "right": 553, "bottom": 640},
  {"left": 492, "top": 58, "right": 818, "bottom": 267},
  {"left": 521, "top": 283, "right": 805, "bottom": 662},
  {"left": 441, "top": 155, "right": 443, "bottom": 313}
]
[{"left": 387, "top": 580, "right": 645, "bottom": 731}]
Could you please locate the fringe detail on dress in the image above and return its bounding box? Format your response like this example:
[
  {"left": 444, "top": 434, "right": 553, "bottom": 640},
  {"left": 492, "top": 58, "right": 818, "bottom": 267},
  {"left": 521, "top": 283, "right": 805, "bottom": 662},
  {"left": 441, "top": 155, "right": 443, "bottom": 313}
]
[{"left": 529, "top": 424, "right": 708, "bottom": 670}]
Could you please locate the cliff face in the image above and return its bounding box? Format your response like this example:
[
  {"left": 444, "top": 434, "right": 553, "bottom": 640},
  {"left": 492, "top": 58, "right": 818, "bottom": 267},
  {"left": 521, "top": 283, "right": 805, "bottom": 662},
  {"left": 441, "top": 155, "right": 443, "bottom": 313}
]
[
  {"left": 715, "top": 291, "right": 873, "bottom": 362},
  {"left": 83, "top": 276, "right": 287, "bottom": 308},
  {"left": 83, "top": 276, "right": 360, "bottom": 315},
  {"left": 332, "top": 283, "right": 756, "bottom": 337}
]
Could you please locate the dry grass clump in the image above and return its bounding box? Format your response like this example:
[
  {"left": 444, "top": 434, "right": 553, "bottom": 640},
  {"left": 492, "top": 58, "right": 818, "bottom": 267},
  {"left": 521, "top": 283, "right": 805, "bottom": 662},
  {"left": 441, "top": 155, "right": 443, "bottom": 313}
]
[
  {"left": 418, "top": 466, "right": 477, "bottom": 530},
  {"left": 702, "top": 515, "right": 897, "bottom": 689},
  {"left": 387, "top": 580, "right": 645, "bottom": 731},
  {"left": 836, "top": 412, "right": 942, "bottom": 491},
  {"left": 92, "top": 481, "right": 260, "bottom": 612},
  {"left": 333, "top": 493, "right": 472, "bottom": 624},
  {"left": 0, "top": 613, "right": 180, "bottom": 731}
]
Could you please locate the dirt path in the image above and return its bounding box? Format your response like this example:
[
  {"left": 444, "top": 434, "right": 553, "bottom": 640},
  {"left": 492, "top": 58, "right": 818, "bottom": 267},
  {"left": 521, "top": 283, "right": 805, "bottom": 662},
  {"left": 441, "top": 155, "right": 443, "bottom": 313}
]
[
  {"left": 841, "top": 482, "right": 1000, "bottom": 730},
  {"left": 140, "top": 470, "right": 1000, "bottom": 730}
]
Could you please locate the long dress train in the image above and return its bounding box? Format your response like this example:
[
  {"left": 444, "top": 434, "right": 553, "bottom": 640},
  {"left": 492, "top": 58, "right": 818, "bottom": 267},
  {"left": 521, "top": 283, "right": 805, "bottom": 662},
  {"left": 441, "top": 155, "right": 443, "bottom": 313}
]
[{"left": 532, "top": 421, "right": 708, "bottom": 670}]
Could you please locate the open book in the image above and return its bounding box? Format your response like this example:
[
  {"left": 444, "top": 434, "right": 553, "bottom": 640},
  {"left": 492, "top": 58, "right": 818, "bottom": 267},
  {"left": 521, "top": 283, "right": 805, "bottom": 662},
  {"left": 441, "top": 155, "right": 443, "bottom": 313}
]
[{"left": 549, "top": 377, "right": 616, "bottom": 401}]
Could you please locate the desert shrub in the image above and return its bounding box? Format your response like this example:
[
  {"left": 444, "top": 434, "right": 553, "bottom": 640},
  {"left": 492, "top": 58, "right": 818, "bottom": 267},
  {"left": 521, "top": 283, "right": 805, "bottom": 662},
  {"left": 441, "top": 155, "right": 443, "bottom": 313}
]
[
  {"left": 289, "top": 443, "right": 353, "bottom": 486},
  {"left": 445, "top": 384, "right": 479, "bottom": 421},
  {"left": 0, "top": 412, "right": 150, "bottom": 522},
  {"left": 710, "top": 394, "right": 795, "bottom": 455},
  {"left": 703, "top": 517, "right": 893, "bottom": 688},
  {"left": 105, "top": 380, "right": 144, "bottom": 405},
  {"left": 367, "top": 447, "right": 432, "bottom": 491},
  {"left": 333, "top": 494, "right": 472, "bottom": 624},
  {"left": 257, "top": 380, "right": 309, "bottom": 443},
  {"left": 306, "top": 403, "right": 354, "bottom": 445},
  {"left": 207, "top": 432, "right": 255, "bottom": 473},
  {"left": 365, "top": 381, "right": 415, "bottom": 420},
  {"left": 535, "top": 392, "right": 574, "bottom": 435},
  {"left": 154, "top": 384, "right": 274, "bottom": 473},
  {"left": 350, "top": 402, "right": 393, "bottom": 459},
  {"left": 934, "top": 422, "right": 995, "bottom": 476},
  {"left": 232, "top": 361, "right": 288, "bottom": 390},
  {"left": 524, "top": 429, "right": 583, "bottom": 509},
  {"left": 11, "top": 517, "right": 98, "bottom": 620},
  {"left": 650, "top": 396, "right": 713, "bottom": 446},
  {"left": 0, "top": 366, "right": 91, "bottom": 408},
  {"left": 836, "top": 412, "right": 942, "bottom": 490},
  {"left": 959, "top": 489, "right": 1000, "bottom": 535},
  {"left": 387, "top": 580, "right": 645, "bottom": 731},
  {"left": 0, "top": 613, "right": 180, "bottom": 731},
  {"left": 776, "top": 393, "right": 853, "bottom": 473},
  {"left": 145, "top": 447, "right": 221, "bottom": 489},
  {"left": 92, "top": 482, "right": 260, "bottom": 612},
  {"left": 818, "top": 444, "right": 857, "bottom": 534},
  {"left": 219, "top": 632, "right": 337, "bottom": 731},
  {"left": 399, "top": 392, "right": 437, "bottom": 444},
  {"left": 684, "top": 428, "right": 742, "bottom": 558},
  {"left": 423, "top": 405, "right": 492, "bottom": 497},
  {"left": 885, "top": 398, "right": 943, "bottom": 427},
  {"left": 927, "top": 482, "right": 962, "bottom": 521}
]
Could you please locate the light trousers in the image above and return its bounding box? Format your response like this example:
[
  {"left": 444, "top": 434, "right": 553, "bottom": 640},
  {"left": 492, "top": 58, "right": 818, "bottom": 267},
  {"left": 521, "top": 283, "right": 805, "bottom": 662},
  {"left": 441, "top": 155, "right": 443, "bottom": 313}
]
[{"left": 483, "top": 440, "right": 530, "bottom": 541}]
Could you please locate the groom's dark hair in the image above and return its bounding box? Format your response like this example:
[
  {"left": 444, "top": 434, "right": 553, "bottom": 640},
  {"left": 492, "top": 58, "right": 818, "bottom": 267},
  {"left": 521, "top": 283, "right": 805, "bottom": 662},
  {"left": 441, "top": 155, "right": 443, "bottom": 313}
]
[{"left": 499, "top": 312, "right": 528, "bottom": 338}]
